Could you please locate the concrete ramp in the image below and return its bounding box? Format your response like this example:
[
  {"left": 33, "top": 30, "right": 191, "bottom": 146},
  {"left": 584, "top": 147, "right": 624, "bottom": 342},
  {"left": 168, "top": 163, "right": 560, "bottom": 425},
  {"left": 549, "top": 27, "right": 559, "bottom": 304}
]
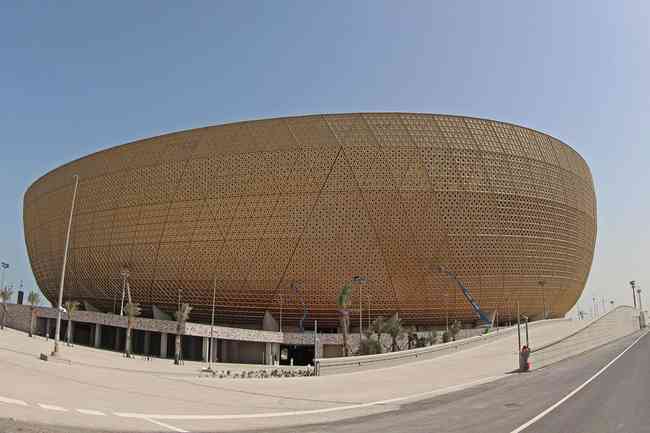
[{"left": 530, "top": 306, "right": 642, "bottom": 369}]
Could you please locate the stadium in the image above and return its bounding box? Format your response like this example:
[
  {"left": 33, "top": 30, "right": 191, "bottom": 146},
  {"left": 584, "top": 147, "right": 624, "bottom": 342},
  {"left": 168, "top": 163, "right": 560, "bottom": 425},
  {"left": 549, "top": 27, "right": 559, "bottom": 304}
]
[{"left": 23, "top": 113, "right": 596, "bottom": 331}]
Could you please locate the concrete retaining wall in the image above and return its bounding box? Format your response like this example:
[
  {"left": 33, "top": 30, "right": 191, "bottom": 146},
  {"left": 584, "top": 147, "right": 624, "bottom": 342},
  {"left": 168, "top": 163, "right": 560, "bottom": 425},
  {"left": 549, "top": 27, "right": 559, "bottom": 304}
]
[
  {"left": 530, "top": 306, "right": 641, "bottom": 369},
  {"left": 316, "top": 318, "right": 570, "bottom": 375}
]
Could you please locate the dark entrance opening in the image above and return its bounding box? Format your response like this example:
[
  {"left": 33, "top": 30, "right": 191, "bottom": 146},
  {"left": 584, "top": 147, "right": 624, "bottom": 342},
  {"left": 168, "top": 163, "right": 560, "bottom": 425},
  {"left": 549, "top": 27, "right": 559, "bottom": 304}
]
[
  {"left": 72, "top": 322, "right": 93, "bottom": 346},
  {"left": 279, "top": 345, "right": 315, "bottom": 366},
  {"left": 101, "top": 326, "right": 117, "bottom": 350}
]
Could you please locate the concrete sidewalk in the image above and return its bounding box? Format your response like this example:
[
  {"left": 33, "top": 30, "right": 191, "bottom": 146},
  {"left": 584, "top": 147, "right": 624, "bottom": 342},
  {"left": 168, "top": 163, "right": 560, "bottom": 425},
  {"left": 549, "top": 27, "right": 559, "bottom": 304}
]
[
  {"left": 0, "top": 320, "right": 586, "bottom": 432},
  {"left": 0, "top": 329, "right": 304, "bottom": 376}
]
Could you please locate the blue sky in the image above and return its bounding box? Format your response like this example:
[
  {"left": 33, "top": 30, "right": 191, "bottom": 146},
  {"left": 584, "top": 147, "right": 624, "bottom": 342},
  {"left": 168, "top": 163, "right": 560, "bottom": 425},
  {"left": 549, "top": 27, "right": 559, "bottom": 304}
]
[{"left": 1, "top": 1, "right": 648, "bottom": 314}]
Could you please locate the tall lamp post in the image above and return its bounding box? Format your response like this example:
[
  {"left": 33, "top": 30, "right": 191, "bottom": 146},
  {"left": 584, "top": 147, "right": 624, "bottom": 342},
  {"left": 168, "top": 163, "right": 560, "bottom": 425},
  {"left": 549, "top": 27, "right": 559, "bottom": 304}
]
[
  {"left": 291, "top": 281, "right": 306, "bottom": 332},
  {"left": 352, "top": 276, "right": 367, "bottom": 340},
  {"left": 52, "top": 174, "right": 79, "bottom": 356},
  {"left": 0, "top": 262, "right": 8, "bottom": 292},
  {"left": 637, "top": 288, "right": 643, "bottom": 312},
  {"left": 208, "top": 274, "right": 218, "bottom": 371},
  {"left": 119, "top": 268, "right": 130, "bottom": 315},
  {"left": 630, "top": 281, "right": 637, "bottom": 309},
  {"left": 538, "top": 280, "right": 546, "bottom": 319}
]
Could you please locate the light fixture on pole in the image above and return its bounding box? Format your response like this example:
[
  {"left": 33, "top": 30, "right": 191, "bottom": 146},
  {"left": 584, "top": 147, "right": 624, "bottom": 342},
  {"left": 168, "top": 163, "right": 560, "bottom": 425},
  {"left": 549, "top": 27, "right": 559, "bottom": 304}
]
[
  {"left": 120, "top": 268, "right": 130, "bottom": 316},
  {"left": 352, "top": 275, "right": 367, "bottom": 340},
  {"left": 538, "top": 280, "right": 546, "bottom": 319},
  {"left": 592, "top": 296, "right": 597, "bottom": 318},
  {"left": 52, "top": 174, "right": 79, "bottom": 356},
  {"left": 291, "top": 281, "right": 307, "bottom": 332},
  {"left": 279, "top": 292, "right": 283, "bottom": 333},
  {"left": 630, "top": 281, "right": 637, "bottom": 309},
  {"left": 208, "top": 274, "right": 218, "bottom": 371},
  {"left": 0, "top": 262, "right": 8, "bottom": 293}
]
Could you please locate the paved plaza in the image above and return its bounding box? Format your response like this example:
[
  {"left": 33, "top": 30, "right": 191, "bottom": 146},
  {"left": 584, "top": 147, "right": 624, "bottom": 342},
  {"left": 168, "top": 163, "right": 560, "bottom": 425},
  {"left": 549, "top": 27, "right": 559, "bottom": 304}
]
[{"left": 0, "top": 320, "right": 586, "bottom": 432}]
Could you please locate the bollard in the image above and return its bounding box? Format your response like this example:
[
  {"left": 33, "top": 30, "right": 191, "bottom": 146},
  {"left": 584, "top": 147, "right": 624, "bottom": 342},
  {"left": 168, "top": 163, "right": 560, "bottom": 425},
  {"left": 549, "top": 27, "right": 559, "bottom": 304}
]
[{"left": 519, "top": 345, "right": 530, "bottom": 372}]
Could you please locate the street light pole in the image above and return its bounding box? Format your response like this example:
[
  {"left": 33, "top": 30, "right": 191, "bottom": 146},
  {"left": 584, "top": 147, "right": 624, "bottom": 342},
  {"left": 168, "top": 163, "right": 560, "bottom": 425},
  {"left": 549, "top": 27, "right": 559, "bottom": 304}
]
[
  {"left": 0, "top": 262, "right": 8, "bottom": 293},
  {"left": 352, "top": 276, "right": 367, "bottom": 341},
  {"left": 120, "top": 268, "right": 130, "bottom": 315},
  {"left": 630, "top": 281, "right": 637, "bottom": 309},
  {"left": 539, "top": 280, "right": 546, "bottom": 319},
  {"left": 52, "top": 174, "right": 79, "bottom": 356},
  {"left": 208, "top": 274, "right": 217, "bottom": 370},
  {"left": 637, "top": 288, "right": 643, "bottom": 312}
]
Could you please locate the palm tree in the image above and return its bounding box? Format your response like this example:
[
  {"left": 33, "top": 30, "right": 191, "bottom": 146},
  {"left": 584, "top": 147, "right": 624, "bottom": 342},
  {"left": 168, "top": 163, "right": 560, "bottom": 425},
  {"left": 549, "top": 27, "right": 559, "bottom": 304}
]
[
  {"left": 174, "top": 303, "right": 192, "bottom": 365},
  {"left": 385, "top": 313, "right": 404, "bottom": 352},
  {"left": 64, "top": 300, "right": 79, "bottom": 346},
  {"left": 336, "top": 283, "right": 353, "bottom": 356},
  {"left": 450, "top": 319, "right": 462, "bottom": 341},
  {"left": 27, "top": 291, "right": 41, "bottom": 337},
  {"left": 357, "top": 330, "right": 382, "bottom": 355},
  {"left": 370, "top": 316, "right": 386, "bottom": 353},
  {"left": 0, "top": 287, "right": 13, "bottom": 330},
  {"left": 124, "top": 302, "right": 142, "bottom": 358}
]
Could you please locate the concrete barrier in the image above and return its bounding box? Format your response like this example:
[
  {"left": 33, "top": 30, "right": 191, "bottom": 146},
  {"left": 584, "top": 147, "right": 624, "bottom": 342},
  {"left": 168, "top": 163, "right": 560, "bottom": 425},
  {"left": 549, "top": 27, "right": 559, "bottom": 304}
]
[
  {"left": 530, "top": 306, "right": 641, "bottom": 369},
  {"left": 316, "top": 318, "right": 570, "bottom": 375}
]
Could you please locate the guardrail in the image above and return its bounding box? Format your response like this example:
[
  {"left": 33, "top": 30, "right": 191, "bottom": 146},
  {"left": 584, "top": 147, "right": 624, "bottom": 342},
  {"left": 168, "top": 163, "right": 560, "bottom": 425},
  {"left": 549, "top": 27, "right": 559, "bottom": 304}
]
[
  {"left": 316, "top": 318, "right": 570, "bottom": 375},
  {"left": 529, "top": 306, "right": 641, "bottom": 369}
]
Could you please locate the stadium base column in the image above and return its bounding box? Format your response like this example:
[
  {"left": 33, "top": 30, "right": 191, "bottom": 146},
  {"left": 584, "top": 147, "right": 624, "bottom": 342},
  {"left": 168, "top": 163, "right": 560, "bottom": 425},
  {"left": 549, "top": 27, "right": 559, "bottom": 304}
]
[
  {"left": 202, "top": 337, "right": 209, "bottom": 362},
  {"left": 160, "top": 332, "right": 167, "bottom": 358},
  {"left": 94, "top": 324, "right": 101, "bottom": 348},
  {"left": 144, "top": 331, "right": 150, "bottom": 356}
]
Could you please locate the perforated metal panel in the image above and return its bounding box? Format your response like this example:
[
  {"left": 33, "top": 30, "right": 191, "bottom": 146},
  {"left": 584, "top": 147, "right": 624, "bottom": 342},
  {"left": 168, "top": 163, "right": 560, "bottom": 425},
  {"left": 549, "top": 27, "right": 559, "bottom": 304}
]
[{"left": 23, "top": 113, "right": 596, "bottom": 327}]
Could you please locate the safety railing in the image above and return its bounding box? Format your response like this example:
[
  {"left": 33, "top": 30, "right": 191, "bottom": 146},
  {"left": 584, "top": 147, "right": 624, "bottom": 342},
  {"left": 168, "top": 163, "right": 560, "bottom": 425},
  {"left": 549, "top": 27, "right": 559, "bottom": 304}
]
[{"left": 316, "top": 318, "right": 569, "bottom": 375}]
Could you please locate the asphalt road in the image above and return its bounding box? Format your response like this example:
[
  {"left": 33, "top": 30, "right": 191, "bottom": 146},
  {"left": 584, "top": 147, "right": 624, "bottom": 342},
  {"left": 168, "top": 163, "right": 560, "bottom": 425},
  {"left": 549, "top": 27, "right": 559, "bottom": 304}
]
[
  {"left": 1, "top": 330, "right": 646, "bottom": 433},
  {"left": 524, "top": 331, "right": 650, "bottom": 433},
  {"left": 247, "top": 331, "right": 649, "bottom": 433}
]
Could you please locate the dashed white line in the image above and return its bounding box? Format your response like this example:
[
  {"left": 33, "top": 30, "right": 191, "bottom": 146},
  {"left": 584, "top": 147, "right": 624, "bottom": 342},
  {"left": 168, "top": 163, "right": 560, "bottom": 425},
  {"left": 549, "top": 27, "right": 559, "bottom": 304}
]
[
  {"left": 114, "top": 375, "right": 505, "bottom": 421},
  {"left": 38, "top": 403, "right": 68, "bottom": 412},
  {"left": 144, "top": 417, "right": 189, "bottom": 433},
  {"left": 77, "top": 409, "right": 106, "bottom": 416},
  {"left": 0, "top": 396, "right": 28, "bottom": 406}
]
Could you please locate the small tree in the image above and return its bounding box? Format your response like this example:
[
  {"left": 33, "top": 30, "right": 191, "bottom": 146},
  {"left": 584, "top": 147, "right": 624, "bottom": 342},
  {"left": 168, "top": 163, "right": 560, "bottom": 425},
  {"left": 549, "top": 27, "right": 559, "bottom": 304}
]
[
  {"left": 64, "top": 301, "right": 80, "bottom": 346},
  {"left": 450, "top": 319, "right": 462, "bottom": 341},
  {"left": 385, "top": 313, "right": 404, "bottom": 352},
  {"left": 370, "top": 316, "right": 386, "bottom": 353},
  {"left": 174, "top": 303, "right": 192, "bottom": 365},
  {"left": 27, "top": 291, "right": 41, "bottom": 337},
  {"left": 357, "top": 330, "right": 382, "bottom": 355},
  {"left": 124, "top": 302, "right": 142, "bottom": 358},
  {"left": 336, "top": 283, "right": 353, "bottom": 356},
  {"left": 0, "top": 287, "right": 14, "bottom": 330}
]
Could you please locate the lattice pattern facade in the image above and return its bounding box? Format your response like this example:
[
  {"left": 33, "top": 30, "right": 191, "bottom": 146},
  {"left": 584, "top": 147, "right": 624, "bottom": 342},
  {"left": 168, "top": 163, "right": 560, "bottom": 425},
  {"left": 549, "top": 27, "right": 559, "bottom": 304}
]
[{"left": 23, "top": 113, "right": 596, "bottom": 328}]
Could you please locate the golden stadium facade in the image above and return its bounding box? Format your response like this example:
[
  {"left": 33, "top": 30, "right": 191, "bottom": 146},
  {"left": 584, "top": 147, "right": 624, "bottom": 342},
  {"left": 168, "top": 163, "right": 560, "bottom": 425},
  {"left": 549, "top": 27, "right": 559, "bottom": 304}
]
[{"left": 23, "top": 113, "right": 596, "bottom": 328}]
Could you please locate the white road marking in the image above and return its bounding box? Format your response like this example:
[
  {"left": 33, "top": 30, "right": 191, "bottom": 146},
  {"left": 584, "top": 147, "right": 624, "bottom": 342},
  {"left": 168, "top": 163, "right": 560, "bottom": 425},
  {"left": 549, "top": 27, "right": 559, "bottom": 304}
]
[
  {"left": 76, "top": 409, "right": 106, "bottom": 416},
  {"left": 144, "top": 417, "right": 190, "bottom": 433},
  {"left": 38, "top": 403, "right": 68, "bottom": 412},
  {"left": 115, "top": 375, "right": 505, "bottom": 421},
  {"left": 509, "top": 331, "right": 648, "bottom": 433},
  {"left": 0, "top": 396, "right": 28, "bottom": 406}
]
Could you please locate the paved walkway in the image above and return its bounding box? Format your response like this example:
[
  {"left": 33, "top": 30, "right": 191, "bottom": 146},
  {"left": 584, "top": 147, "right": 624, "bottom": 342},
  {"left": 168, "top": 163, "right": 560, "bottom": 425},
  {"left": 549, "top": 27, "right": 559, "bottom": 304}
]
[{"left": 0, "top": 321, "right": 586, "bottom": 432}]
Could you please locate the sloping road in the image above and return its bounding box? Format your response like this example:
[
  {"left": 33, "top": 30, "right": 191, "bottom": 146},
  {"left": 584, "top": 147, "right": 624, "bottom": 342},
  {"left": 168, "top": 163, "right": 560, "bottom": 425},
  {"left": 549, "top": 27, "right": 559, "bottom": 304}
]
[
  {"left": 521, "top": 331, "right": 650, "bottom": 433},
  {"left": 241, "top": 331, "right": 648, "bottom": 433}
]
